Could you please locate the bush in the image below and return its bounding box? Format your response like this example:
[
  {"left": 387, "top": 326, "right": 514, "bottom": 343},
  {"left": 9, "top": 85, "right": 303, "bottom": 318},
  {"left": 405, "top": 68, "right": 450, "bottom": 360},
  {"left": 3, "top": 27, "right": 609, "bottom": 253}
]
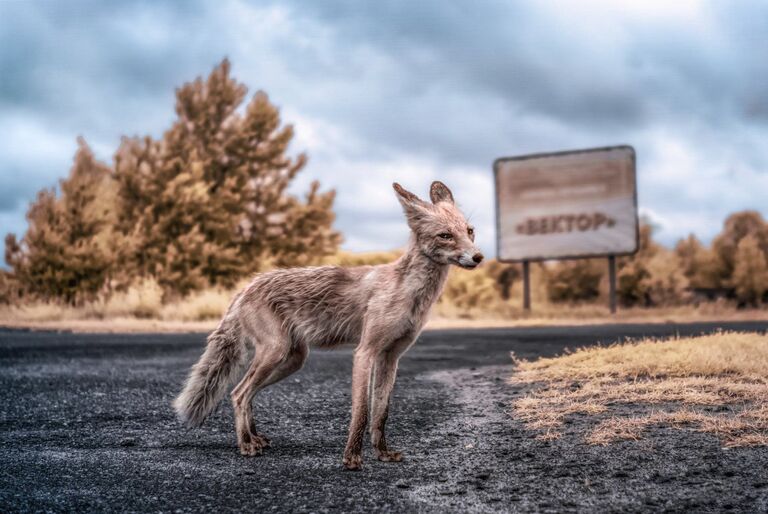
[
  {"left": 712, "top": 211, "right": 768, "bottom": 287},
  {"left": 101, "top": 278, "right": 164, "bottom": 319},
  {"left": 616, "top": 223, "right": 688, "bottom": 307},
  {"left": 5, "top": 139, "right": 114, "bottom": 305},
  {"left": 643, "top": 249, "right": 690, "bottom": 306},
  {"left": 732, "top": 234, "right": 768, "bottom": 306},
  {"left": 161, "top": 289, "right": 234, "bottom": 321},
  {"left": 0, "top": 271, "right": 21, "bottom": 305},
  {"left": 484, "top": 260, "right": 521, "bottom": 300},
  {"left": 545, "top": 260, "right": 604, "bottom": 303},
  {"left": 675, "top": 235, "right": 720, "bottom": 289},
  {"left": 439, "top": 267, "right": 503, "bottom": 317}
]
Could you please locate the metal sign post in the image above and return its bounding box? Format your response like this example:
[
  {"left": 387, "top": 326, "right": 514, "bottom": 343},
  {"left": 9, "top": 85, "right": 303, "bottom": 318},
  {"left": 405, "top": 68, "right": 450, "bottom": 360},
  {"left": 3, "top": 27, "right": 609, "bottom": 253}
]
[
  {"left": 522, "top": 260, "right": 531, "bottom": 311},
  {"left": 494, "top": 146, "right": 639, "bottom": 313},
  {"left": 608, "top": 255, "right": 617, "bottom": 314}
]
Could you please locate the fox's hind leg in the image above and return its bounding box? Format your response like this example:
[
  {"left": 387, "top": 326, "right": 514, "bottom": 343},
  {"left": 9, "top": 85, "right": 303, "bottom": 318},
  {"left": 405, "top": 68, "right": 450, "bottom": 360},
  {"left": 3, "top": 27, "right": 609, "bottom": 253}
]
[
  {"left": 261, "top": 340, "right": 308, "bottom": 389},
  {"left": 230, "top": 310, "right": 296, "bottom": 456},
  {"left": 241, "top": 340, "right": 309, "bottom": 450}
]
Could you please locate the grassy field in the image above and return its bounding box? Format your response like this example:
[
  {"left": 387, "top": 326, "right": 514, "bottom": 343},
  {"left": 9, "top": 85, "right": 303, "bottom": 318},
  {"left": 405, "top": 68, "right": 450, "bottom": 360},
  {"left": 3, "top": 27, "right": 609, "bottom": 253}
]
[
  {"left": 1, "top": 292, "right": 766, "bottom": 333},
  {"left": 1, "top": 303, "right": 766, "bottom": 333},
  {"left": 510, "top": 332, "right": 768, "bottom": 447},
  {"left": 1, "top": 255, "right": 766, "bottom": 332}
]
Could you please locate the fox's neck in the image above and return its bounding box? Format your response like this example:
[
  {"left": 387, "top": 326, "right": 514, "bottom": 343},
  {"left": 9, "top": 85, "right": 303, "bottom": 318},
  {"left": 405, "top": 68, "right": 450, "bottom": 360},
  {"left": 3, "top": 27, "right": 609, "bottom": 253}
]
[{"left": 395, "top": 235, "right": 450, "bottom": 313}]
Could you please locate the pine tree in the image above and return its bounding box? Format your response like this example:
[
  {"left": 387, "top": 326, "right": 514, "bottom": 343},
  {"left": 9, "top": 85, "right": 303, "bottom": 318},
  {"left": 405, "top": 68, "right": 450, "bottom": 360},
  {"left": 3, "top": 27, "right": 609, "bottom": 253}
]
[
  {"left": 732, "top": 234, "right": 768, "bottom": 306},
  {"left": 5, "top": 138, "right": 114, "bottom": 304},
  {"left": 114, "top": 59, "right": 340, "bottom": 296},
  {"left": 112, "top": 135, "right": 165, "bottom": 285},
  {"left": 263, "top": 181, "right": 341, "bottom": 268}
]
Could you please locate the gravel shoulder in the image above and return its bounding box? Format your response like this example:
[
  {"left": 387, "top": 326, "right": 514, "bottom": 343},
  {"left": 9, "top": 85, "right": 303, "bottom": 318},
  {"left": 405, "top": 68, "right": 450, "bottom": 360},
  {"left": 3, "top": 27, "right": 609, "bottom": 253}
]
[{"left": 1, "top": 322, "right": 767, "bottom": 512}]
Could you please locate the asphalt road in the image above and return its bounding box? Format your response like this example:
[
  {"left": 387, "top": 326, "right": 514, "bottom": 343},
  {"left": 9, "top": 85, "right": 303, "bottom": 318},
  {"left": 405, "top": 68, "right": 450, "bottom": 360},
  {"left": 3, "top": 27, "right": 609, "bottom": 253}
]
[{"left": 2, "top": 321, "right": 768, "bottom": 513}]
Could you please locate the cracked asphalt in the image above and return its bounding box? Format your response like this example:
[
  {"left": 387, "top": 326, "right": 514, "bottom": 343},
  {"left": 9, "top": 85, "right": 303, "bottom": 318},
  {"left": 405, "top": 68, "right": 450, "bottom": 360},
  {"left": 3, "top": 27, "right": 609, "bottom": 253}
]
[{"left": 1, "top": 321, "right": 767, "bottom": 512}]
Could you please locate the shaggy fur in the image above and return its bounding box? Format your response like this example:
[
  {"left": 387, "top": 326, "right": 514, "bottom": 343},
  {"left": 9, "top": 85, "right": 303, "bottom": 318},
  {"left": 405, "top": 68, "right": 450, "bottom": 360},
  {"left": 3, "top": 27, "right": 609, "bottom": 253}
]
[{"left": 173, "top": 181, "right": 483, "bottom": 469}]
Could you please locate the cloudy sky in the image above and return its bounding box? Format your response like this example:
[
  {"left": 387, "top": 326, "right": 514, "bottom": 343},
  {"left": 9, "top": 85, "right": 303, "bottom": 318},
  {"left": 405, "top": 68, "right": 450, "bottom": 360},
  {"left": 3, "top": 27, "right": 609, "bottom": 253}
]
[{"left": 1, "top": 0, "right": 767, "bottom": 258}]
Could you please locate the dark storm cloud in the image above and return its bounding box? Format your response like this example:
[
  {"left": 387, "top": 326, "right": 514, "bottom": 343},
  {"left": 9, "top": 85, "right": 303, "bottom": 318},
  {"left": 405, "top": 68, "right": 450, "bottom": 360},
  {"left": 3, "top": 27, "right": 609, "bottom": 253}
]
[
  {"left": 279, "top": 0, "right": 767, "bottom": 164},
  {"left": 0, "top": 0, "right": 222, "bottom": 137},
  {"left": 282, "top": 2, "right": 646, "bottom": 115},
  {"left": 330, "top": 0, "right": 645, "bottom": 125},
  {"left": 4, "top": 0, "right": 760, "bottom": 161}
]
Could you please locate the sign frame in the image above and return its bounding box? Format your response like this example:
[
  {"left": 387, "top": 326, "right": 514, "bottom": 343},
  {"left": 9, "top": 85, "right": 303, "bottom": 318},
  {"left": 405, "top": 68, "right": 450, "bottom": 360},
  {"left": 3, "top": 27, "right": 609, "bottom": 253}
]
[{"left": 493, "top": 145, "right": 639, "bottom": 263}]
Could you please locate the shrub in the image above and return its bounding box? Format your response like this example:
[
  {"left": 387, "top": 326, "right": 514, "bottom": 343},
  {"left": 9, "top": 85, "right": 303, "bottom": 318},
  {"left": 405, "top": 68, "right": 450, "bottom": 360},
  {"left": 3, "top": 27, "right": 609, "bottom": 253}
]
[
  {"left": 101, "top": 278, "right": 164, "bottom": 319},
  {"left": 484, "top": 260, "right": 521, "bottom": 300},
  {"left": 545, "top": 260, "right": 604, "bottom": 303},
  {"left": 5, "top": 139, "right": 115, "bottom": 305},
  {"left": 161, "top": 289, "right": 234, "bottom": 321},
  {"left": 712, "top": 211, "right": 768, "bottom": 287},
  {"left": 439, "top": 267, "right": 503, "bottom": 317},
  {"left": 732, "top": 234, "right": 768, "bottom": 306}
]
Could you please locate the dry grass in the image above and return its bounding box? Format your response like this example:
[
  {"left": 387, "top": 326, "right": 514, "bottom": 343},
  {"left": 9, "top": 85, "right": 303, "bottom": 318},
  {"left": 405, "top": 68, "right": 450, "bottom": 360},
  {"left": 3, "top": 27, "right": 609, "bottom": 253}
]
[
  {"left": 510, "top": 332, "right": 768, "bottom": 447},
  {"left": 425, "top": 304, "right": 767, "bottom": 330},
  {"left": 2, "top": 297, "right": 766, "bottom": 333},
  {"left": 0, "top": 277, "right": 237, "bottom": 327},
  {"left": 0, "top": 251, "right": 766, "bottom": 332},
  {"left": 0, "top": 318, "right": 218, "bottom": 333},
  {"left": 159, "top": 288, "right": 235, "bottom": 321}
]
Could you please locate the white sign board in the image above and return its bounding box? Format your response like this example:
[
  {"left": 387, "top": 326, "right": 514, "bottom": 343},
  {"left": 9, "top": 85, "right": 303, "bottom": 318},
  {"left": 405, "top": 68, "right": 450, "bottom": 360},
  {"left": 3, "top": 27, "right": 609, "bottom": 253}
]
[{"left": 494, "top": 146, "right": 638, "bottom": 261}]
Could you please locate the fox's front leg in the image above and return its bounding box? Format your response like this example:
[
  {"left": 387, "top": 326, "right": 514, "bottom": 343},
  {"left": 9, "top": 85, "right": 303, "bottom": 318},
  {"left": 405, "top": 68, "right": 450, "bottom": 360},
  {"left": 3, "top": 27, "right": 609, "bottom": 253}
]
[
  {"left": 343, "top": 347, "right": 375, "bottom": 470},
  {"left": 370, "top": 350, "right": 403, "bottom": 462}
]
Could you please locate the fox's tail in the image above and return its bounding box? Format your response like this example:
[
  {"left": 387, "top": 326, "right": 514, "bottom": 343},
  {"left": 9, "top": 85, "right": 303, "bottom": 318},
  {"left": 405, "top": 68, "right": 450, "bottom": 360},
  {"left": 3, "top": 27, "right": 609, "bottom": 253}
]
[{"left": 173, "top": 319, "right": 245, "bottom": 427}]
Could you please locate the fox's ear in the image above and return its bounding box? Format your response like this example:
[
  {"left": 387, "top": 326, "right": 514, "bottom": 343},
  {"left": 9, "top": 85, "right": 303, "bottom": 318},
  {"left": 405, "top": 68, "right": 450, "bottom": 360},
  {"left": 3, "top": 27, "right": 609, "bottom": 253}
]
[
  {"left": 429, "top": 181, "right": 454, "bottom": 205},
  {"left": 393, "top": 182, "right": 430, "bottom": 223},
  {"left": 393, "top": 183, "right": 421, "bottom": 204}
]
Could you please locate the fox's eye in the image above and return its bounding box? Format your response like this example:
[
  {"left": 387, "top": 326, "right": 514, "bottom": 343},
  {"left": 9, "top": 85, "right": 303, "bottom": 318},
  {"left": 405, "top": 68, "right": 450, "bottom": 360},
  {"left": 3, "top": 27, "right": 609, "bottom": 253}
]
[
  {"left": 467, "top": 227, "right": 474, "bottom": 237},
  {"left": 437, "top": 233, "right": 453, "bottom": 240}
]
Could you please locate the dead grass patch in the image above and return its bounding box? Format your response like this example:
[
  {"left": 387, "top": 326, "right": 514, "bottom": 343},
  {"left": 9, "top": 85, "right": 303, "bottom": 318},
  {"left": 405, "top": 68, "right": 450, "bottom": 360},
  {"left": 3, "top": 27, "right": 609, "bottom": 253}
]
[
  {"left": 510, "top": 332, "right": 768, "bottom": 447},
  {"left": 0, "top": 280, "right": 221, "bottom": 334}
]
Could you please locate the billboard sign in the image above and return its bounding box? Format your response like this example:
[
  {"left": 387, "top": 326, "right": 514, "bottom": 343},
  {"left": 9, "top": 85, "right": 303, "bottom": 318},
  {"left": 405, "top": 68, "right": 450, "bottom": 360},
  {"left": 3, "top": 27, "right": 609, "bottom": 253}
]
[{"left": 494, "top": 145, "right": 638, "bottom": 262}]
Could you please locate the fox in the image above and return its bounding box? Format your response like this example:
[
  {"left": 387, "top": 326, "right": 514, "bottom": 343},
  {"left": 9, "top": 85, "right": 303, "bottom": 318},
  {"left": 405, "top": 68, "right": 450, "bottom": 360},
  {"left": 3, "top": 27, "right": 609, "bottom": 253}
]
[{"left": 173, "top": 181, "right": 483, "bottom": 470}]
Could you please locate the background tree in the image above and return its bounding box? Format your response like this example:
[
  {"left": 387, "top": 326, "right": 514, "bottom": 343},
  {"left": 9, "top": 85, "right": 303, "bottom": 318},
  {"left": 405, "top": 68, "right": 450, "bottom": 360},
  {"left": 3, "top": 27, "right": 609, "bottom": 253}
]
[
  {"left": 731, "top": 234, "right": 768, "bottom": 306},
  {"left": 675, "top": 234, "right": 720, "bottom": 290},
  {"left": 113, "top": 59, "right": 340, "bottom": 296},
  {"left": 262, "top": 181, "right": 341, "bottom": 268},
  {"left": 616, "top": 224, "right": 656, "bottom": 306},
  {"left": 0, "top": 256, "right": 22, "bottom": 304},
  {"left": 617, "top": 223, "right": 688, "bottom": 307},
  {"left": 5, "top": 138, "right": 114, "bottom": 304},
  {"left": 712, "top": 211, "right": 768, "bottom": 288}
]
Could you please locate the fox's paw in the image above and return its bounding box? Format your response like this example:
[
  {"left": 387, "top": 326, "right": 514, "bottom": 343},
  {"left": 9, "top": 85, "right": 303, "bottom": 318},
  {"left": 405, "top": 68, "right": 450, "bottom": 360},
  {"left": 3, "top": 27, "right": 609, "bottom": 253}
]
[
  {"left": 238, "top": 439, "right": 265, "bottom": 457},
  {"left": 343, "top": 453, "right": 363, "bottom": 471},
  {"left": 247, "top": 420, "right": 271, "bottom": 448},
  {"left": 376, "top": 450, "right": 403, "bottom": 463},
  {"left": 252, "top": 432, "right": 271, "bottom": 448}
]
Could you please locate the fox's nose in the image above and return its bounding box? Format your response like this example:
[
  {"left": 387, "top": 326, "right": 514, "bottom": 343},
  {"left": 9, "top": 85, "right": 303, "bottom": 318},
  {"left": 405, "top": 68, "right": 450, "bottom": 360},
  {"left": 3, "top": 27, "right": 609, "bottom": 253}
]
[{"left": 472, "top": 253, "right": 484, "bottom": 264}]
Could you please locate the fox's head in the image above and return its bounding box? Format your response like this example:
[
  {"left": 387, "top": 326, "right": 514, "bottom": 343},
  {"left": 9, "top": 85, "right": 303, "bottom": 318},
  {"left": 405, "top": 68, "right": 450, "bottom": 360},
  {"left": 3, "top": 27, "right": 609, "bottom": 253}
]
[{"left": 393, "top": 181, "right": 484, "bottom": 269}]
